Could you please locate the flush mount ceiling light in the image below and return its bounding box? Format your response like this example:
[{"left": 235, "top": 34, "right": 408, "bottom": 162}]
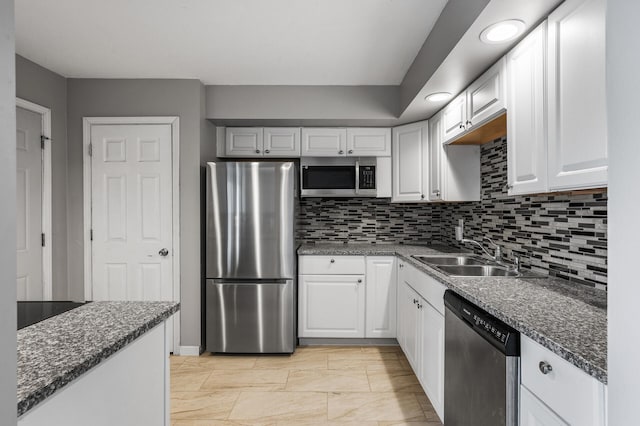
[
  {"left": 480, "top": 19, "right": 525, "bottom": 44},
  {"left": 425, "top": 92, "right": 452, "bottom": 102}
]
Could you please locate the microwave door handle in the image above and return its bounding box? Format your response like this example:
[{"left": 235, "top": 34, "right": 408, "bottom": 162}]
[{"left": 355, "top": 160, "right": 360, "bottom": 195}]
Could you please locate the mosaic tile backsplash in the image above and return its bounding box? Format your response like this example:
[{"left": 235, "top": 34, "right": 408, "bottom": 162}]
[{"left": 298, "top": 138, "right": 608, "bottom": 289}]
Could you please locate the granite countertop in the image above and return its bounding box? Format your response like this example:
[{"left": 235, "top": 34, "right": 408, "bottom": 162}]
[
  {"left": 17, "top": 301, "right": 179, "bottom": 417},
  {"left": 299, "top": 243, "right": 608, "bottom": 384}
]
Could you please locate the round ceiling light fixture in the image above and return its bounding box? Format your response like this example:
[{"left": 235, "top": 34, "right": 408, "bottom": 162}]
[
  {"left": 425, "top": 92, "right": 452, "bottom": 103},
  {"left": 480, "top": 19, "right": 525, "bottom": 44}
]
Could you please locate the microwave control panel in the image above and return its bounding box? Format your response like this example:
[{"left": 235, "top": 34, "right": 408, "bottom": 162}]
[{"left": 359, "top": 166, "right": 376, "bottom": 190}]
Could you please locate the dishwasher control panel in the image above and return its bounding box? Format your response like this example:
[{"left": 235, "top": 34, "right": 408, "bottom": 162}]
[{"left": 446, "top": 290, "right": 520, "bottom": 356}]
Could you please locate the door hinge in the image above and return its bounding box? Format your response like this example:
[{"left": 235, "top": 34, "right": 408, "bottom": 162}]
[
  {"left": 90, "top": 229, "right": 93, "bottom": 241},
  {"left": 41, "top": 233, "right": 45, "bottom": 247},
  {"left": 88, "top": 143, "right": 93, "bottom": 157}
]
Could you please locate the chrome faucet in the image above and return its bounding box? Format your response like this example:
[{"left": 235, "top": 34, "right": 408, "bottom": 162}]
[
  {"left": 460, "top": 236, "right": 504, "bottom": 263},
  {"left": 455, "top": 219, "right": 503, "bottom": 263}
]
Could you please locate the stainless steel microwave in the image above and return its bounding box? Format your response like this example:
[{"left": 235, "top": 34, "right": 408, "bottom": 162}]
[{"left": 300, "top": 157, "right": 377, "bottom": 197}]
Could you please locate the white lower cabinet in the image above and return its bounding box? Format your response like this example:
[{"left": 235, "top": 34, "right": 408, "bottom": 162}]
[
  {"left": 520, "top": 335, "right": 606, "bottom": 426},
  {"left": 298, "top": 255, "right": 396, "bottom": 339},
  {"left": 397, "top": 261, "right": 445, "bottom": 422},
  {"left": 520, "top": 386, "right": 568, "bottom": 426},
  {"left": 298, "top": 274, "right": 365, "bottom": 338},
  {"left": 365, "top": 257, "right": 397, "bottom": 338}
]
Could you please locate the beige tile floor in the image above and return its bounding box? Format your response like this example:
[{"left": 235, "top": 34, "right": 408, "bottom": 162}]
[{"left": 170, "top": 345, "right": 443, "bottom": 426}]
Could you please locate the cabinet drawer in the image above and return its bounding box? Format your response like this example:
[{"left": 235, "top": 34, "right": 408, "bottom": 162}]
[
  {"left": 299, "top": 255, "right": 365, "bottom": 275},
  {"left": 521, "top": 335, "right": 605, "bottom": 426},
  {"left": 400, "top": 261, "right": 447, "bottom": 315}
]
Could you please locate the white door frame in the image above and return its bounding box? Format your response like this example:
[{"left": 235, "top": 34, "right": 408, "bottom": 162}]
[
  {"left": 16, "top": 98, "right": 53, "bottom": 301},
  {"left": 82, "top": 117, "right": 181, "bottom": 352}
]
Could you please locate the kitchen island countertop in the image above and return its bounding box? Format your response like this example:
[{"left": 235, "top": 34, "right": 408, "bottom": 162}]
[
  {"left": 298, "top": 243, "right": 608, "bottom": 384},
  {"left": 17, "top": 301, "right": 179, "bottom": 417}
]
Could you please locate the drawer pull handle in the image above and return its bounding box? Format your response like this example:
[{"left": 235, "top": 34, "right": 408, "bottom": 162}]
[
  {"left": 330, "top": 259, "right": 335, "bottom": 263},
  {"left": 539, "top": 361, "right": 553, "bottom": 375}
]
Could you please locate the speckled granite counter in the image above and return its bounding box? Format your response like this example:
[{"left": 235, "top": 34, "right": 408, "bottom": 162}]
[
  {"left": 299, "top": 243, "right": 608, "bottom": 384},
  {"left": 17, "top": 301, "right": 179, "bottom": 417}
]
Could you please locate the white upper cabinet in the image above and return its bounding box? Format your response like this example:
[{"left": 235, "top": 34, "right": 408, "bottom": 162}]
[
  {"left": 466, "top": 58, "right": 507, "bottom": 130},
  {"left": 442, "top": 93, "right": 467, "bottom": 144},
  {"left": 442, "top": 58, "right": 507, "bottom": 145},
  {"left": 301, "top": 128, "right": 347, "bottom": 157},
  {"left": 429, "top": 112, "right": 481, "bottom": 202},
  {"left": 547, "top": 0, "right": 607, "bottom": 191},
  {"left": 346, "top": 128, "right": 391, "bottom": 156},
  {"left": 263, "top": 127, "right": 301, "bottom": 157},
  {"left": 391, "top": 120, "right": 429, "bottom": 203},
  {"left": 506, "top": 22, "right": 548, "bottom": 195},
  {"left": 225, "top": 127, "right": 264, "bottom": 157},
  {"left": 428, "top": 116, "right": 443, "bottom": 201}
]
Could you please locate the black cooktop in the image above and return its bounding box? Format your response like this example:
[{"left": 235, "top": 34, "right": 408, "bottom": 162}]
[{"left": 17, "top": 301, "right": 88, "bottom": 330}]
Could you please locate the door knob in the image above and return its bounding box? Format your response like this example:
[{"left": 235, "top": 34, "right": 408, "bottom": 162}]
[
  {"left": 159, "top": 248, "right": 169, "bottom": 257},
  {"left": 538, "top": 361, "right": 553, "bottom": 375}
]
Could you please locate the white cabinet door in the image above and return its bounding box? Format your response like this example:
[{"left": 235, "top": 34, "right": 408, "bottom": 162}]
[
  {"left": 396, "top": 263, "right": 407, "bottom": 348},
  {"left": 391, "top": 121, "right": 428, "bottom": 202},
  {"left": 442, "top": 93, "right": 467, "bottom": 144},
  {"left": 226, "top": 127, "right": 264, "bottom": 157},
  {"left": 520, "top": 386, "right": 568, "bottom": 426},
  {"left": 298, "top": 274, "right": 365, "bottom": 338},
  {"left": 365, "top": 257, "right": 396, "bottom": 338},
  {"left": 346, "top": 128, "right": 391, "bottom": 156},
  {"left": 547, "top": 0, "right": 607, "bottom": 191},
  {"left": 419, "top": 300, "right": 445, "bottom": 422},
  {"left": 506, "top": 21, "right": 548, "bottom": 195},
  {"left": 263, "top": 127, "right": 300, "bottom": 157},
  {"left": 301, "top": 128, "right": 347, "bottom": 157},
  {"left": 466, "top": 58, "right": 507, "bottom": 129},
  {"left": 428, "top": 113, "right": 443, "bottom": 201},
  {"left": 400, "top": 282, "right": 420, "bottom": 371}
]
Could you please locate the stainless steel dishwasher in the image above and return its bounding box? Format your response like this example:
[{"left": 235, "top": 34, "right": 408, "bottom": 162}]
[{"left": 444, "top": 290, "right": 520, "bottom": 426}]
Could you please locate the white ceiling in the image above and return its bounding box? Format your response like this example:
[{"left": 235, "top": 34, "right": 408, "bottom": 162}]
[{"left": 15, "top": 0, "right": 448, "bottom": 85}]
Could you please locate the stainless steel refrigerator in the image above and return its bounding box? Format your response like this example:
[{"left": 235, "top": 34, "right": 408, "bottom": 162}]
[{"left": 205, "top": 161, "right": 296, "bottom": 353}]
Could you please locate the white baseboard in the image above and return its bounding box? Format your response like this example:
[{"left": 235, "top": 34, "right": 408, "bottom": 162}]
[{"left": 177, "top": 346, "right": 201, "bottom": 356}]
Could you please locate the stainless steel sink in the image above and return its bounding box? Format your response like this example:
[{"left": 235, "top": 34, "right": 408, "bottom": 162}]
[
  {"left": 436, "top": 265, "right": 519, "bottom": 277},
  {"left": 412, "top": 255, "right": 488, "bottom": 266}
]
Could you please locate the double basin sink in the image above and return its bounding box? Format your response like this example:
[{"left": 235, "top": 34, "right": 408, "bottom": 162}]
[{"left": 412, "top": 254, "right": 526, "bottom": 277}]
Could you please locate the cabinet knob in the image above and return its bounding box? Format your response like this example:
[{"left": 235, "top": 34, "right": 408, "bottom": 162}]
[
  {"left": 357, "top": 279, "right": 362, "bottom": 283},
  {"left": 265, "top": 149, "right": 270, "bottom": 154},
  {"left": 338, "top": 150, "right": 344, "bottom": 155},
  {"left": 538, "top": 361, "right": 553, "bottom": 375},
  {"left": 417, "top": 303, "right": 422, "bottom": 309},
  {"left": 421, "top": 194, "right": 425, "bottom": 199},
  {"left": 413, "top": 299, "right": 418, "bottom": 304},
  {"left": 459, "top": 123, "right": 464, "bottom": 129},
  {"left": 348, "top": 150, "right": 354, "bottom": 154},
  {"left": 399, "top": 264, "right": 404, "bottom": 268},
  {"left": 466, "top": 120, "right": 472, "bottom": 127},
  {"left": 255, "top": 149, "right": 260, "bottom": 154},
  {"left": 330, "top": 259, "right": 335, "bottom": 263}
]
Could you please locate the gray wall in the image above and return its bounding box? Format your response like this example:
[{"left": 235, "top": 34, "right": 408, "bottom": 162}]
[
  {"left": 398, "top": 0, "right": 489, "bottom": 112},
  {"left": 206, "top": 85, "right": 398, "bottom": 125},
  {"left": 0, "top": 0, "right": 17, "bottom": 422},
  {"left": 607, "top": 0, "right": 640, "bottom": 422},
  {"left": 15, "top": 55, "right": 69, "bottom": 300},
  {"left": 66, "top": 79, "right": 205, "bottom": 347}
]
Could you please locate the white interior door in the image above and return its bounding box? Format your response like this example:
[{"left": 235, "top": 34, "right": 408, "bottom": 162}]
[
  {"left": 16, "top": 107, "right": 43, "bottom": 301},
  {"left": 90, "top": 124, "right": 173, "bottom": 302}
]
